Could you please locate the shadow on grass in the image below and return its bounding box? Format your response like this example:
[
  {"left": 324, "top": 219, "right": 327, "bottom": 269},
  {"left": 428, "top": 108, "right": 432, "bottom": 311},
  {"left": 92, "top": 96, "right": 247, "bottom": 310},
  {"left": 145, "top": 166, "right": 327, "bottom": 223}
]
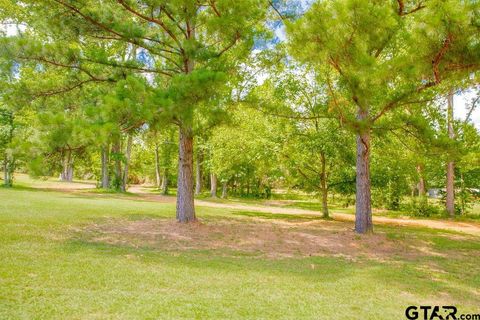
[
  {"left": 123, "top": 213, "right": 174, "bottom": 221},
  {"left": 5, "top": 184, "right": 158, "bottom": 203},
  {"left": 230, "top": 210, "right": 331, "bottom": 222},
  {"left": 62, "top": 231, "right": 480, "bottom": 306},
  {"left": 63, "top": 234, "right": 356, "bottom": 282}
]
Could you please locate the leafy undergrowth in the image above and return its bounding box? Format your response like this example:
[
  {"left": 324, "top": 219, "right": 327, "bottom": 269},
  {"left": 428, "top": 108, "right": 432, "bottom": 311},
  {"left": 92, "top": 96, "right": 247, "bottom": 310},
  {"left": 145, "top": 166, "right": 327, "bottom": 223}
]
[{"left": 1, "top": 187, "right": 479, "bottom": 319}]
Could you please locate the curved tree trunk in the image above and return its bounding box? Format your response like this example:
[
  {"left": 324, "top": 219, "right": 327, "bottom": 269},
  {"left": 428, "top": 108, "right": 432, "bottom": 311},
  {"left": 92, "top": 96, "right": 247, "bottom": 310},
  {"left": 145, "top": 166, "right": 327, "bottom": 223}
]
[
  {"left": 210, "top": 173, "right": 217, "bottom": 198},
  {"left": 355, "top": 109, "right": 373, "bottom": 234},
  {"left": 176, "top": 126, "right": 196, "bottom": 222},
  {"left": 446, "top": 91, "right": 455, "bottom": 217},
  {"left": 320, "top": 151, "right": 329, "bottom": 218}
]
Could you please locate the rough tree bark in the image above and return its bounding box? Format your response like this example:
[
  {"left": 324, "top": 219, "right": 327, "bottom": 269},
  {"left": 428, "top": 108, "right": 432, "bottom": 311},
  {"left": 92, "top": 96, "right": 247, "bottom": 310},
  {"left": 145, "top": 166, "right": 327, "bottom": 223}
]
[
  {"left": 101, "top": 145, "right": 109, "bottom": 189},
  {"left": 446, "top": 91, "right": 455, "bottom": 217},
  {"left": 60, "top": 149, "right": 73, "bottom": 182},
  {"left": 195, "top": 149, "right": 203, "bottom": 195},
  {"left": 121, "top": 134, "right": 133, "bottom": 192},
  {"left": 176, "top": 125, "right": 196, "bottom": 222},
  {"left": 175, "top": 18, "right": 197, "bottom": 222},
  {"left": 355, "top": 108, "right": 373, "bottom": 234},
  {"left": 320, "top": 151, "right": 329, "bottom": 218}
]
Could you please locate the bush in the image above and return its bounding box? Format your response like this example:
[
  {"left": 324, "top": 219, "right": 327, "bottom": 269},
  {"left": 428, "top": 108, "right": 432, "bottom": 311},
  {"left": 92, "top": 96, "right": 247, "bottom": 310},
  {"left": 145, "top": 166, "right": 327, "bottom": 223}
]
[{"left": 404, "top": 197, "right": 439, "bottom": 217}]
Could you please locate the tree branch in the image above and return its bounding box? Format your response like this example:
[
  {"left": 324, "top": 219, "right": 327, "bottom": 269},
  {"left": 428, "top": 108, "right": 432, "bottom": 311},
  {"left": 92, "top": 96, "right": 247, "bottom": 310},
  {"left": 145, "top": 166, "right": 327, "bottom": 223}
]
[
  {"left": 116, "top": 0, "right": 184, "bottom": 51},
  {"left": 32, "top": 79, "right": 110, "bottom": 98},
  {"left": 397, "top": 0, "right": 426, "bottom": 16}
]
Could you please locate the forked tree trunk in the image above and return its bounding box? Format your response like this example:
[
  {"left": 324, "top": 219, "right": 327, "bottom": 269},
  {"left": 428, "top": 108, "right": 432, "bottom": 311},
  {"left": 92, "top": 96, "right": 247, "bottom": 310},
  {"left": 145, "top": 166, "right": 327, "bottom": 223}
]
[
  {"left": 221, "top": 181, "right": 228, "bottom": 198},
  {"left": 195, "top": 149, "right": 203, "bottom": 195},
  {"left": 121, "top": 134, "right": 133, "bottom": 192},
  {"left": 446, "top": 91, "right": 455, "bottom": 217},
  {"left": 176, "top": 126, "right": 196, "bottom": 222},
  {"left": 210, "top": 173, "right": 217, "bottom": 198},
  {"left": 101, "top": 145, "right": 109, "bottom": 189},
  {"left": 320, "top": 151, "right": 329, "bottom": 218},
  {"left": 154, "top": 143, "right": 161, "bottom": 189},
  {"left": 355, "top": 109, "right": 373, "bottom": 234}
]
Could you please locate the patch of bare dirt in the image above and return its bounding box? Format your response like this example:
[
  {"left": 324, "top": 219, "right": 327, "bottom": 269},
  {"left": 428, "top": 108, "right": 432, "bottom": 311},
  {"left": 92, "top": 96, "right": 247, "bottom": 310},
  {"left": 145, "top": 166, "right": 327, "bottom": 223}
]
[
  {"left": 77, "top": 217, "right": 447, "bottom": 260},
  {"left": 26, "top": 179, "right": 480, "bottom": 237},
  {"left": 127, "top": 186, "right": 480, "bottom": 237}
]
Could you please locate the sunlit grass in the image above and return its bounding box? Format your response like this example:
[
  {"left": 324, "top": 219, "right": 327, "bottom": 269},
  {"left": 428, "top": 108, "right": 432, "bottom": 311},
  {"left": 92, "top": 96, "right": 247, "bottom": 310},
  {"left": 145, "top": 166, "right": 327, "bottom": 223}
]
[{"left": 0, "top": 185, "right": 480, "bottom": 319}]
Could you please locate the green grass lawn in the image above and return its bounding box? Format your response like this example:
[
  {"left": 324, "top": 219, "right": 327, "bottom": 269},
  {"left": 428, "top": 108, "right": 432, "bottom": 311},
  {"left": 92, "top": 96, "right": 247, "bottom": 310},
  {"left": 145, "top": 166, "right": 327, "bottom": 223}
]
[
  {"left": 1, "top": 186, "right": 480, "bottom": 319},
  {"left": 196, "top": 190, "right": 480, "bottom": 221}
]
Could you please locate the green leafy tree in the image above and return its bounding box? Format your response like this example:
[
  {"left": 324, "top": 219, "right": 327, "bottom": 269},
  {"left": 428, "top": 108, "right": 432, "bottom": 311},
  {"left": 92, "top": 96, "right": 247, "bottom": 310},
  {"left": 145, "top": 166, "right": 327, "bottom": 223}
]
[
  {"left": 2, "top": 0, "right": 269, "bottom": 222},
  {"left": 288, "top": 0, "right": 480, "bottom": 233}
]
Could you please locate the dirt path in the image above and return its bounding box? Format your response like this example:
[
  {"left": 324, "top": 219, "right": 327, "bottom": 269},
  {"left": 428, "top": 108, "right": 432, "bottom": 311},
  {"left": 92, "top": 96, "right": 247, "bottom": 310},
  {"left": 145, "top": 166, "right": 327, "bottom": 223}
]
[{"left": 127, "top": 185, "right": 480, "bottom": 237}]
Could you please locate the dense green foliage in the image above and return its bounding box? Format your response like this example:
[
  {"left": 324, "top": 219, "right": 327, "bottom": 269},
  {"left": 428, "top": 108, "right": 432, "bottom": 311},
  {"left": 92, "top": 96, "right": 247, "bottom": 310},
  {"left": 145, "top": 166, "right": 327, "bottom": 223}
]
[
  {"left": 0, "top": 0, "right": 479, "bottom": 221},
  {"left": 1, "top": 2, "right": 480, "bottom": 318}
]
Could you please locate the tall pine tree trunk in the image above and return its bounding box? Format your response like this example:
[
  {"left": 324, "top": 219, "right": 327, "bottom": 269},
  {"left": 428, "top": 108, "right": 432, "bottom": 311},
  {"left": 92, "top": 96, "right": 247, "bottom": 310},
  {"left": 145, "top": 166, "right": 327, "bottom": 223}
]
[
  {"left": 161, "top": 168, "right": 169, "bottom": 195},
  {"left": 121, "top": 134, "right": 133, "bottom": 192},
  {"left": 210, "top": 173, "right": 217, "bottom": 198},
  {"left": 176, "top": 126, "right": 196, "bottom": 222},
  {"left": 176, "top": 23, "right": 196, "bottom": 222},
  {"left": 112, "top": 140, "right": 122, "bottom": 191},
  {"left": 154, "top": 143, "right": 161, "bottom": 189},
  {"left": 195, "top": 149, "right": 203, "bottom": 195},
  {"left": 355, "top": 108, "right": 373, "bottom": 234},
  {"left": 446, "top": 91, "right": 455, "bottom": 217},
  {"left": 101, "top": 145, "right": 110, "bottom": 189},
  {"left": 320, "top": 151, "right": 329, "bottom": 218},
  {"left": 61, "top": 149, "right": 73, "bottom": 182},
  {"left": 416, "top": 164, "right": 426, "bottom": 196}
]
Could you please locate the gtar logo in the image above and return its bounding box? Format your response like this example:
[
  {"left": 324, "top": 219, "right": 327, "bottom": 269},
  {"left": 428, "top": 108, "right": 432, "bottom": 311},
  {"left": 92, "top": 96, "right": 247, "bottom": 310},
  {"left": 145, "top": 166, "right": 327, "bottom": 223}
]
[{"left": 406, "top": 306, "right": 457, "bottom": 320}]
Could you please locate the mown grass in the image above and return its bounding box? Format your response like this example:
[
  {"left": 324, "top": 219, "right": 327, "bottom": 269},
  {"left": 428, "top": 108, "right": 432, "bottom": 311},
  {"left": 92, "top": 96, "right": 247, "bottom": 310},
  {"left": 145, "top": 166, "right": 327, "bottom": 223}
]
[{"left": 1, "top": 186, "right": 479, "bottom": 319}]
